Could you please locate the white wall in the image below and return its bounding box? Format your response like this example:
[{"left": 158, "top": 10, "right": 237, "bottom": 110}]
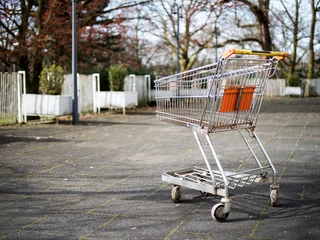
[
  {"left": 63, "top": 74, "right": 94, "bottom": 113},
  {"left": 124, "top": 75, "right": 151, "bottom": 106},
  {"left": 265, "top": 79, "right": 286, "bottom": 97},
  {"left": 23, "top": 94, "right": 72, "bottom": 116}
]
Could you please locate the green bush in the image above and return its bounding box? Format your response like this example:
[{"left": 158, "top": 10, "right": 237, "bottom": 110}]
[
  {"left": 39, "top": 63, "right": 64, "bottom": 95},
  {"left": 108, "top": 64, "right": 128, "bottom": 91},
  {"left": 287, "top": 73, "right": 301, "bottom": 87}
]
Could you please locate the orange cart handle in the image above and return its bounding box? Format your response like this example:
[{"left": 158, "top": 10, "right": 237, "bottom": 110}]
[{"left": 221, "top": 48, "right": 287, "bottom": 60}]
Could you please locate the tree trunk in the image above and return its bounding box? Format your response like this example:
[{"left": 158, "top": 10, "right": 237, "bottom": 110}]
[
  {"left": 237, "top": 0, "right": 273, "bottom": 50},
  {"left": 258, "top": 0, "right": 272, "bottom": 50},
  {"left": 287, "top": 0, "right": 299, "bottom": 86},
  {"left": 307, "top": 0, "right": 316, "bottom": 79}
]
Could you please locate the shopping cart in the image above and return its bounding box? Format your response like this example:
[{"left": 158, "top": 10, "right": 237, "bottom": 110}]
[{"left": 155, "top": 48, "right": 287, "bottom": 221}]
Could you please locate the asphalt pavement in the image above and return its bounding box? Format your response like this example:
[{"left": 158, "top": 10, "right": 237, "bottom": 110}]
[{"left": 0, "top": 97, "right": 319, "bottom": 240}]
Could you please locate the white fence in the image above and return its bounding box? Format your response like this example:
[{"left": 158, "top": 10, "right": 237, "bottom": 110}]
[
  {"left": 23, "top": 74, "right": 138, "bottom": 119},
  {"left": 91, "top": 74, "right": 138, "bottom": 114},
  {"left": 124, "top": 75, "right": 152, "bottom": 106},
  {"left": 265, "top": 78, "right": 320, "bottom": 97},
  {"left": 0, "top": 72, "right": 139, "bottom": 123},
  {"left": 1, "top": 72, "right": 319, "bottom": 125},
  {"left": 0, "top": 71, "right": 25, "bottom": 124},
  {"left": 304, "top": 78, "right": 320, "bottom": 96},
  {"left": 63, "top": 74, "right": 96, "bottom": 113},
  {"left": 264, "top": 79, "right": 286, "bottom": 97},
  {"left": 0, "top": 72, "right": 18, "bottom": 124},
  {"left": 150, "top": 78, "right": 320, "bottom": 100}
]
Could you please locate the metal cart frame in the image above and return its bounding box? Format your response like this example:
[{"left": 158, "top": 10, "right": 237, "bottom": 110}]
[{"left": 155, "top": 48, "right": 287, "bottom": 221}]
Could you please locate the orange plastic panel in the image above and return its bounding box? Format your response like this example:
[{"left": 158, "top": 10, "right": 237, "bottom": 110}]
[
  {"left": 220, "top": 86, "right": 255, "bottom": 112},
  {"left": 238, "top": 86, "right": 255, "bottom": 111},
  {"left": 220, "top": 86, "right": 240, "bottom": 112}
]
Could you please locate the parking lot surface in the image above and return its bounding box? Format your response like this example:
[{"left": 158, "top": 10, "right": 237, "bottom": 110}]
[{"left": 0, "top": 98, "right": 319, "bottom": 240}]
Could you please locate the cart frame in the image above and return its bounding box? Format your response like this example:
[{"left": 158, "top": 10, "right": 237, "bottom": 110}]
[{"left": 155, "top": 48, "right": 287, "bottom": 221}]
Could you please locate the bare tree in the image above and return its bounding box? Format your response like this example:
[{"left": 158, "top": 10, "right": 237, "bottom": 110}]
[
  {"left": 118, "top": 5, "right": 162, "bottom": 72},
  {"left": 146, "top": 0, "right": 224, "bottom": 73},
  {"left": 221, "top": 0, "right": 273, "bottom": 50},
  {"left": 270, "top": 0, "right": 312, "bottom": 85},
  {"left": 307, "top": 0, "right": 320, "bottom": 79}
]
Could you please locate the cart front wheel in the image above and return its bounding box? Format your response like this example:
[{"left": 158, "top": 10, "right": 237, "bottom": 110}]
[
  {"left": 211, "top": 203, "right": 229, "bottom": 221},
  {"left": 171, "top": 186, "right": 181, "bottom": 203},
  {"left": 270, "top": 189, "right": 278, "bottom": 207}
]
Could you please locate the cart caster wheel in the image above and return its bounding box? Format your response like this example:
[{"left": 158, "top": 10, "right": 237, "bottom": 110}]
[
  {"left": 171, "top": 186, "right": 181, "bottom": 203},
  {"left": 211, "top": 203, "right": 229, "bottom": 222},
  {"left": 270, "top": 189, "right": 278, "bottom": 207}
]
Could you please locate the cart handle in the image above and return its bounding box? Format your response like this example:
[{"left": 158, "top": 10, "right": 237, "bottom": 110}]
[{"left": 221, "top": 48, "right": 287, "bottom": 60}]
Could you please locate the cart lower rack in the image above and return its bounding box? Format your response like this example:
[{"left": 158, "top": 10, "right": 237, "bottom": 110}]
[{"left": 155, "top": 48, "right": 287, "bottom": 221}]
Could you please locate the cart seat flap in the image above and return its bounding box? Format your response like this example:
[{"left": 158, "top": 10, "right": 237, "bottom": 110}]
[{"left": 220, "top": 86, "right": 256, "bottom": 112}]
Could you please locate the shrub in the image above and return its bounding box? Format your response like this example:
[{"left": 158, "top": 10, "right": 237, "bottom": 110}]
[
  {"left": 39, "top": 63, "right": 64, "bottom": 95},
  {"left": 108, "top": 64, "right": 128, "bottom": 91},
  {"left": 287, "top": 73, "right": 301, "bottom": 87}
]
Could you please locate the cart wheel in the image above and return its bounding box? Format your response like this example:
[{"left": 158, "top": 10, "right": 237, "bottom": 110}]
[
  {"left": 211, "top": 203, "right": 229, "bottom": 221},
  {"left": 171, "top": 186, "right": 181, "bottom": 203},
  {"left": 270, "top": 189, "right": 278, "bottom": 207}
]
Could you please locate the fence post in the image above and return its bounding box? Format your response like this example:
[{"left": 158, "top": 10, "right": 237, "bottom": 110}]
[
  {"left": 92, "top": 73, "right": 100, "bottom": 113},
  {"left": 17, "top": 71, "right": 26, "bottom": 123},
  {"left": 129, "top": 74, "right": 136, "bottom": 91},
  {"left": 145, "top": 75, "right": 151, "bottom": 105}
]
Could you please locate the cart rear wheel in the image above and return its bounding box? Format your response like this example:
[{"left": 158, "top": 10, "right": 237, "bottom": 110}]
[
  {"left": 211, "top": 203, "right": 229, "bottom": 221},
  {"left": 270, "top": 189, "right": 278, "bottom": 207},
  {"left": 171, "top": 186, "right": 181, "bottom": 203}
]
